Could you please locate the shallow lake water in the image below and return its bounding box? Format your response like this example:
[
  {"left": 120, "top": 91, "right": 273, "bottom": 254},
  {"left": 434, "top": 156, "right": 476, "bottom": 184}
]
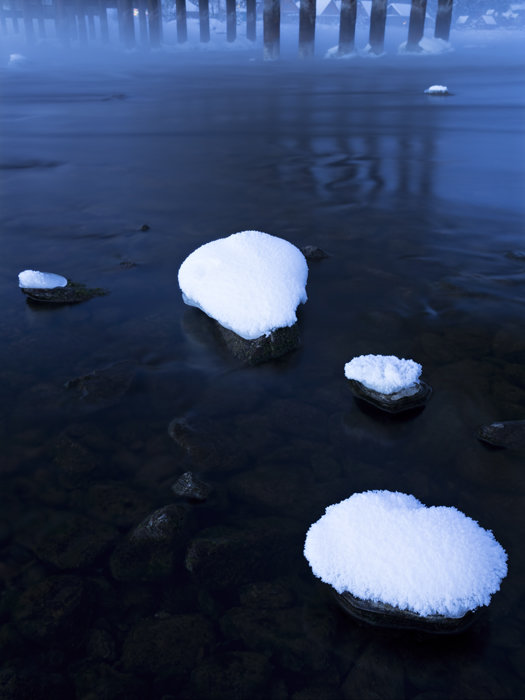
[{"left": 1, "top": 32, "right": 525, "bottom": 699}]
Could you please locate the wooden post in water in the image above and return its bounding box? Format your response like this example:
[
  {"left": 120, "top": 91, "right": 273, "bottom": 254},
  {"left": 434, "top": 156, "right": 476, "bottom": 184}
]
[
  {"left": 10, "top": 0, "right": 20, "bottom": 33},
  {"left": 23, "top": 0, "right": 35, "bottom": 43},
  {"left": 99, "top": 0, "right": 110, "bottom": 43},
  {"left": 434, "top": 0, "right": 453, "bottom": 40},
  {"left": 338, "top": 0, "right": 356, "bottom": 55},
  {"left": 226, "top": 0, "right": 236, "bottom": 42},
  {"left": 246, "top": 0, "right": 256, "bottom": 41},
  {"left": 148, "top": 0, "right": 163, "bottom": 46},
  {"left": 175, "top": 0, "right": 187, "bottom": 42},
  {"left": 199, "top": 0, "right": 210, "bottom": 42},
  {"left": 138, "top": 0, "right": 149, "bottom": 45},
  {"left": 55, "top": 0, "right": 69, "bottom": 44},
  {"left": 75, "top": 0, "right": 88, "bottom": 44},
  {"left": 406, "top": 0, "right": 427, "bottom": 50},
  {"left": 368, "top": 0, "right": 387, "bottom": 54},
  {"left": 299, "top": 0, "right": 315, "bottom": 58},
  {"left": 118, "top": 0, "right": 136, "bottom": 47},
  {"left": 35, "top": 0, "right": 46, "bottom": 39},
  {"left": 263, "top": 0, "right": 280, "bottom": 59}
]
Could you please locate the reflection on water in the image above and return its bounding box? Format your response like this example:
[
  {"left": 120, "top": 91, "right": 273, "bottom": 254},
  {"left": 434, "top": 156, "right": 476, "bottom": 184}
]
[{"left": 1, "top": 49, "right": 525, "bottom": 699}]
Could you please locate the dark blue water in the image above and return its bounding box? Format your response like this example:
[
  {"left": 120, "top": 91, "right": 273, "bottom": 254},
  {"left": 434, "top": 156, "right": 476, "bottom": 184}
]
[{"left": 1, "top": 39, "right": 524, "bottom": 699}]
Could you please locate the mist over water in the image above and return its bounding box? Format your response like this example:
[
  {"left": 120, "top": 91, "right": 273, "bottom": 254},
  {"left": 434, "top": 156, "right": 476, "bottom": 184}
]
[{"left": 1, "top": 19, "right": 525, "bottom": 699}]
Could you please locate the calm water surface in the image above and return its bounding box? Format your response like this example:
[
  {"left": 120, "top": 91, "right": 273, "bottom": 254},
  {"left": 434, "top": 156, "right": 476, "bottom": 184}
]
[{"left": 1, "top": 44, "right": 524, "bottom": 699}]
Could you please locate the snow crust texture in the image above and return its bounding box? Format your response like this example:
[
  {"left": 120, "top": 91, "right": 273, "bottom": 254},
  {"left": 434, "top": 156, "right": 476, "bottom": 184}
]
[
  {"left": 18, "top": 270, "right": 68, "bottom": 289},
  {"left": 424, "top": 84, "right": 449, "bottom": 94},
  {"left": 178, "top": 230, "right": 308, "bottom": 340},
  {"left": 344, "top": 354, "right": 421, "bottom": 394},
  {"left": 304, "top": 490, "right": 508, "bottom": 618}
]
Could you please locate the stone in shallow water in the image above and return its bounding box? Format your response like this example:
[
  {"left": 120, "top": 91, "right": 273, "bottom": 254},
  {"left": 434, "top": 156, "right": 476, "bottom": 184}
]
[
  {"left": 110, "top": 504, "right": 188, "bottom": 581},
  {"left": 65, "top": 360, "right": 135, "bottom": 410},
  {"left": 20, "top": 280, "right": 108, "bottom": 304},
  {"left": 217, "top": 322, "right": 301, "bottom": 365},
  {"left": 333, "top": 588, "right": 478, "bottom": 634},
  {"left": 172, "top": 471, "right": 212, "bottom": 501},
  {"left": 477, "top": 420, "right": 525, "bottom": 449},
  {"left": 347, "top": 378, "right": 432, "bottom": 413},
  {"left": 300, "top": 245, "right": 329, "bottom": 261}
]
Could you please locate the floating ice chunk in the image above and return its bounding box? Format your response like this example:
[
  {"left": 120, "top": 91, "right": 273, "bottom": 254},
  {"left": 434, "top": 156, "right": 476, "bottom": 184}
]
[
  {"left": 178, "top": 230, "right": 308, "bottom": 341},
  {"left": 304, "top": 490, "right": 508, "bottom": 618},
  {"left": 424, "top": 84, "right": 449, "bottom": 95},
  {"left": 18, "top": 270, "right": 68, "bottom": 289},
  {"left": 344, "top": 354, "right": 421, "bottom": 395}
]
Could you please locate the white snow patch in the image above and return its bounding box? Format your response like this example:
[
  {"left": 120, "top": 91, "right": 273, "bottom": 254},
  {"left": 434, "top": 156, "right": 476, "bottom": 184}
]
[
  {"left": 18, "top": 270, "right": 68, "bottom": 289},
  {"left": 424, "top": 84, "right": 449, "bottom": 95},
  {"left": 304, "top": 490, "right": 508, "bottom": 618},
  {"left": 178, "top": 230, "right": 308, "bottom": 340},
  {"left": 344, "top": 354, "right": 421, "bottom": 394},
  {"left": 398, "top": 37, "right": 454, "bottom": 55}
]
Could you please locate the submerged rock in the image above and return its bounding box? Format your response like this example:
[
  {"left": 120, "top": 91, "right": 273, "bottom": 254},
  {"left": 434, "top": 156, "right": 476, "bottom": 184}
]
[
  {"left": 110, "top": 504, "right": 188, "bottom": 581},
  {"left": 65, "top": 360, "right": 135, "bottom": 410},
  {"left": 477, "top": 420, "right": 525, "bottom": 449},
  {"left": 347, "top": 378, "right": 432, "bottom": 413},
  {"left": 300, "top": 245, "right": 329, "bottom": 261},
  {"left": 333, "top": 589, "right": 478, "bottom": 634},
  {"left": 172, "top": 471, "right": 212, "bottom": 502},
  {"left": 20, "top": 280, "right": 108, "bottom": 305}
]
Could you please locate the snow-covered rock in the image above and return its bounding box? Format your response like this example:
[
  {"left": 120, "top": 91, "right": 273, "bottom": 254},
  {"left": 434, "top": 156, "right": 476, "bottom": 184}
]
[
  {"left": 178, "top": 230, "right": 308, "bottom": 341},
  {"left": 344, "top": 354, "right": 431, "bottom": 412},
  {"left": 304, "top": 490, "right": 508, "bottom": 627},
  {"left": 18, "top": 270, "right": 68, "bottom": 289},
  {"left": 424, "top": 84, "right": 450, "bottom": 95}
]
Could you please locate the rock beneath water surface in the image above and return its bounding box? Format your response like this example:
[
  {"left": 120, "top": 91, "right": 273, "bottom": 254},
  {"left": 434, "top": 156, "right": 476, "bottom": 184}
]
[
  {"left": 333, "top": 588, "right": 478, "bottom": 634},
  {"left": 172, "top": 471, "right": 212, "bottom": 501},
  {"left": 477, "top": 419, "right": 525, "bottom": 449},
  {"left": 65, "top": 360, "right": 135, "bottom": 410},
  {"left": 110, "top": 504, "right": 188, "bottom": 581},
  {"left": 347, "top": 378, "right": 432, "bottom": 413}
]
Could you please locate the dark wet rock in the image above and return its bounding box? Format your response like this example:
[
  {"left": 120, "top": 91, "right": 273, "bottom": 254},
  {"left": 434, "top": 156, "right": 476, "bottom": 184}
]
[
  {"left": 347, "top": 378, "right": 432, "bottom": 414},
  {"left": 0, "top": 667, "right": 72, "bottom": 700},
  {"left": 239, "top": 581, "right": 295, "bottom": 610},
  {"left": 168, "top": 416, "right": 247, "bottom": 472},
  {"left": 172, "top": 471, "right": 212, "bottom": 501},
  {"left": 292, "top": 686, "right": 344, "bottom": 700},
  {"left": 73, "top": 661, "right": 146, "bottom": 700},
  {"left": 20, "top": 280, "right": 108, "bottom": 304},
  {"left": 185, "top": 519, "right": 297, "bottom": 590},
  {"left": 65, "top": 360, "right": 135, "bottom": 410},
  {"left": 85, "top": 627, "right": 117, "bottom": 661},
  {"left": 14, "top": 575, "right": 92, "bottom": 644},
  {"left": 119, "top": 260, "right": 138, "bottom": 269},
  {"left": 221, "top": 605, "right": 332, "bottom": 673},
  {"left": 300, "top": 245, "right": 329, "bottom": 261},
  {"left": 334, "top": 589, "right": 478, "bottom": 634},
  {"left": 190, "top": 651, "right": 273, "bottom": 700},
  {"left": 110, "top": 504, "right": 188, "bottom": 581},
  {"left": 121, "top": 614, "right": 214, "bottom": 677},
  {"left": 342, "top": 641, "right": 405, "bottom": 700},
  {"left": 16, "top": 510, "right": 117, "bottom": 570},
  {"left": 505, "top": 250, "right": 525, "bottom": 261},
  {"left": 477, "top": 419, "right": 525, "bottom": 448},
  {"left": 140, "top": 223, "right": 150, "bottom": 231},
  {"left": 54, "top": 434, "right": 99, "bottom": 481},
  {"left": 72, "top": 482, "right": 152, "bottom": 529},
  {"left": 216, "top": 323, "right": 301, "bottom": 365},
  {"left": 228, "top": 462, "right": 314, "bottom": 512}
]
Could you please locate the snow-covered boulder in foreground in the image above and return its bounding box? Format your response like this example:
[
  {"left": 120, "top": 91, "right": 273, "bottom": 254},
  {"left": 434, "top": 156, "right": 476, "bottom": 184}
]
[
  {"left": 344, "top": 354, "right": 431, "bottom": 413},
  {"left": 304, "top": 490, "right": 508, "bottom": 632},
  {"left": 18, "top": 269, "right": 108, "bottom": 305},
  {"left": 178, "top": 230, "right": 308, "bottom": 364}
]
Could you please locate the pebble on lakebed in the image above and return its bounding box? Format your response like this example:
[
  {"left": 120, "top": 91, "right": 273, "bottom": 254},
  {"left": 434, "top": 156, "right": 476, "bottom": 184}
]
[
  {"left": 477, "top": 419, "right": 525, "bottom": 449},
  {"left": 304, "top": 490, "right": 508, "bottom": 634},
  {"left": 18, "top": 269, "right": 108, "bottom": 304},
  {"left": 344, "top": 354, "right": 431, "bottom": 413}
]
